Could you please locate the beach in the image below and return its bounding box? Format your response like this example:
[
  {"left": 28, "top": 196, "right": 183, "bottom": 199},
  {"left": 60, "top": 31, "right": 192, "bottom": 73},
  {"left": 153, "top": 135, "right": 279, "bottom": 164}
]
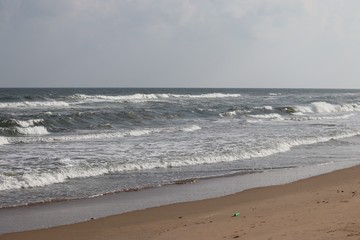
[
  {"left": 1, "top": 88, "right": 360, "bottom": 239},
  {"left": 2, "top": 165, "right": 360, "bottom": 240}
]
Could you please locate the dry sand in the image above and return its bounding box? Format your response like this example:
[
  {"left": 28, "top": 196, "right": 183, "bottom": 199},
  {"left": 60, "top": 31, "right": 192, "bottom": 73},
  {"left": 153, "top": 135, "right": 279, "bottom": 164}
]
[{"left": 2, "top": 165, "right": 360, "bottom": 240}]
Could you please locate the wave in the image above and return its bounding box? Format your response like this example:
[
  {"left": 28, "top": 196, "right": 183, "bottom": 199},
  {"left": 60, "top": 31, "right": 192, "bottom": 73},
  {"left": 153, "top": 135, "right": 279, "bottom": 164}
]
[
  {"left": 0, "top": 119, "right": 43, "bottom": 128},
  {"left": 17, "top": 130, "right": 154, "bottom": 143},
  {"left": 248, "top": 113, "right": 284, "bottom": 120},
  {"left": 123, "top": 129, "right": 153, "bottom": 137},
  {"left": 219, "top": 106, "right": 274, "bottom": 118},
  {"left": 295, "top": 102, "right": 360, "bottom": 114},
  {"left": 219, "top": 110, "right": 242, "bottom": 118},
  {"left": 0, "top": 101, "right": 69, "bottom": 109},
  {"left": 7, "top": 124, "right": 202, "bottom": 145},
  {"left": 289, "top": 114, "right": 355, "bottom": 121},
  {"left": 181, "top": 125, "right": 202, "bottom": 132},
  {"left": 15, "top": 119, "right": 43, "bottom": 128},
  {"left": 16, "top": 126, "right": 49, "bottom": 135},
  {"left": 166, "top": 131, "right": 360, "bottom": 167},
  {"left": 2, "top": 131, "right": 358, "bottom": 191},
  {"left": 0, "top": 118, "right": 49, "bottom": 136},
  {"left": 0, "top": 163, "right": 113, "bottom": 191},
  {"left": 70, "top": 93, "right": 241, "bottom": 103},
  {"left": 0, "top": 159, "right": 171, "bottom": 191}
]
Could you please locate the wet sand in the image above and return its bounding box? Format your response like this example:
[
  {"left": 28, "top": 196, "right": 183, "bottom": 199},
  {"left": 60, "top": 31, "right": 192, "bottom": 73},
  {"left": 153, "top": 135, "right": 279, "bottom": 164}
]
[{"left": 2, "top": 165, "right": 360, "bottom": 240}]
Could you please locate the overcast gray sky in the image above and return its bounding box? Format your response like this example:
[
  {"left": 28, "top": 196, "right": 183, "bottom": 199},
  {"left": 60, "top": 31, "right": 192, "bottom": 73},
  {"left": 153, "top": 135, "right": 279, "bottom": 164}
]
[{"left": 1, "top": 0, "right": 360, "bottom": 88}]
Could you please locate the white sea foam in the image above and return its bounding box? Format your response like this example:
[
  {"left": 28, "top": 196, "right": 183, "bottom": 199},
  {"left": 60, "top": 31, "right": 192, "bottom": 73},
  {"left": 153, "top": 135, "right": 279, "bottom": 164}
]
[
  {"left": 0, "top": 137, "right": 9, "bottom": 145},
  {"left": 70, "top": 93, "right": 241, "bottom": 103},
  {"left": 0, "top": 160, "right": 169, "bottom": 191},
  {"left": 124, "top": 129, "right": 153, "bottom": 137},
  {"left": 10, "top": 125, "right": 203, "bottom": 144},
  {"left": 219, "top": 110, "right": 240, "bottom": 117},
  {"left": 16, "top": 126, "right": 49, "bottom": 135},
  {"left": 290, "top": 114, "right": 355, "bottom": 121},
  {"left": 183, "top": 93, "right": 241, "bottom": 99},
  {"left": 11, "top": 128, "right": 160, "bottom": 144},
  {"left": 0, "top": 166, "right": 110, "bottom": 191},
  {"left": 15, "top": 119, "right": 43, "bottom": 128},
  {"left": 168, "top": 132, "right": 360, "bottom": 167},
  {"left": 263, "top": 106, "right": 273, "bottom": 110},
  {"left": 1, "top": 130, "right": 359, "bottom": 191},
  {"left": 181, "top": 125, "right": 202, "bottom": 132},
  {"left": 0, "top": 101, "right": 69, "bottom": 109},
  {"left": 295, "top": 102, "right": 360, "bottom": 114},
  {"left": 249, "top": 113, "right": 284, "bottom": 120}
]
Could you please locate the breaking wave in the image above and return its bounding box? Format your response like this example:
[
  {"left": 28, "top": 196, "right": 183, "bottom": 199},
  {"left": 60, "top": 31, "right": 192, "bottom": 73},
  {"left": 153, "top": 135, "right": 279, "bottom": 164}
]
[
  {"left": 0, "top": 101, "right": 69, "bottom": 109},
  {"left": 249, "top": 113, "right": 284, "bottom": 120},
  {"left": 0, "top": 119, "right": 49, "bottom": 136},
  {"left": 290, "top": 114, "right": 355, "bottom": 121},
  {"left": 70, "top": 93, "right": 241, "bottom": 103},
  {"left": 181, "top": 125, "right": 202, "bottom": 132},
  {"left": 219, "top": 110, "right": 242, "bottom": 118},
  {"left": 1, "top": 131, "right": 358, "bottom": 191},
  {"left": 15, "top": 126, "right": 49, "bottom": 135},
  {"left": 6, "top": 125, "right": 202, "bottom": 145},
  {"left": 295, "top": 102, "right": 360, "bottom": 114}
]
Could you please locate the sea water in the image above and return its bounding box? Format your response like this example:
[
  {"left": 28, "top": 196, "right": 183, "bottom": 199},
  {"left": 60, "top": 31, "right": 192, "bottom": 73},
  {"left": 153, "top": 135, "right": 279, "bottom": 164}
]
[{"left": 1, "top": 88, "right": 360, "bottom": 208}]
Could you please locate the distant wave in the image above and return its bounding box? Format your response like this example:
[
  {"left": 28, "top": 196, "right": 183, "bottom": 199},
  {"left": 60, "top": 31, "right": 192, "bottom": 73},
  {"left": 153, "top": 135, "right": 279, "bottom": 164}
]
[
  {"left": 295, "top": 102, "right": 360, "bottom": 114},
  {"left": 219, "top": 110, "right": 242, "bottom": 118},
  {"left": 0, "top": 101, "right": 69, "bottom": 109},
  {"left": 70, "top": 93, "right": 241, "bottom": 103},
  {"left": 289, "top": 114, "right": 355, "bottom": 121}
]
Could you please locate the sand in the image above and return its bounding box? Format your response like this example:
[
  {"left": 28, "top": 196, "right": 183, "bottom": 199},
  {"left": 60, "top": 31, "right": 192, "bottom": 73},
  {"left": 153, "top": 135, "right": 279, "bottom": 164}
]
[{"left": 2, "top": 165, "right": 360, "bottom": 240}]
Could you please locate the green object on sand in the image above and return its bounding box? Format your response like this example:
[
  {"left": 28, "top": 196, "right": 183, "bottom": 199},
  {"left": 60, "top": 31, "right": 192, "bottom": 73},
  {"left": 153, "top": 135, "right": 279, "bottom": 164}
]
[{"left": 233, "top": 212, "right": 240, "bottom": 217}]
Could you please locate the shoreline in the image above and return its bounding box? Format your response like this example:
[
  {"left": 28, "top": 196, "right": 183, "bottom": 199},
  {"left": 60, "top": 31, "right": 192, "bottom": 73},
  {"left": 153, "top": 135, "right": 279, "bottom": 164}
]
[
  {"left": 2, "top": 164, "right": 360, "bottom": 239},
  {"left": 0, "top": 160, "right": 357, "bottom": 234}
]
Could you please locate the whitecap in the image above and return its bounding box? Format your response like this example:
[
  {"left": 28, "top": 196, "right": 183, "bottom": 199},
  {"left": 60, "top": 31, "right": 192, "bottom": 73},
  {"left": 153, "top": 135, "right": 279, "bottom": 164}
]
[
  {"left": 295, "top": 102, "right": 360, "bottom": 114},
  {"left": 0, "top": 136, "right": 9, "bottom": 145},
  {"left": 248, "top": 113, "right": 284, "bottom": 120},
  {"left": 0, "top": 101, "right": 69, "bottom": 109},
  {"left": 69, "top": 93, "right": 241, "bottom": 103},
  {"left": 219, "top": 110, "right": 239, "bottom": 117},
  {"left": 16, "top": 126, "right": 49, "bottom": 135},
  {"left": 15, "top": 119, "right": 43, "bottom": 128},
  {"left": 181, "top": 125, "right": 202, "bottom": 132}
]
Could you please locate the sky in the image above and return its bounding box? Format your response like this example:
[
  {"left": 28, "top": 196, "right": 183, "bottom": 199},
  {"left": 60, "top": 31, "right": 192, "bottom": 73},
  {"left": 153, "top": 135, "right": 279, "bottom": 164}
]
[{"left": 1, "top": 0, "right": 360, "bottom": 88}]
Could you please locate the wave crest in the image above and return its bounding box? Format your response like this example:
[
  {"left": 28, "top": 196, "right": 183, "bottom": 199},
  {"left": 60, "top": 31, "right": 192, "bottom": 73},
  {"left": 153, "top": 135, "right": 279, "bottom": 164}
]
[
  {"left": 70, "top": 93, "right": 241, "bottom": 103},
  {"left": 2, "top": 131, "right": 358, "bottom": 191},
  {"left": 0, "top": 119, "right": 48, "bottom": 136},
  {"left": 16, "top": 126, "right": 49, "bottom": 135},
  {"left": 296, "top": 102, "right": 360, "bottom": 114},
  {"left": 0, "top": 101, "right": 69, "bottom": 109}
]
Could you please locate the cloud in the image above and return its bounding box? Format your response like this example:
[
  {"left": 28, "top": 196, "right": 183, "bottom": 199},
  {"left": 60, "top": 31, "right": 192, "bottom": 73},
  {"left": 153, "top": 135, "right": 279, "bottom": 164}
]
[{"left": 1, "top": 0, "right": 360, "bottom": 88}]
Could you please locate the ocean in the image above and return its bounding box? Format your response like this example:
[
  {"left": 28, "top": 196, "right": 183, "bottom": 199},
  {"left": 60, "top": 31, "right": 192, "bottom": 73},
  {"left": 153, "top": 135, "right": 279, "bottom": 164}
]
[{"left": 1, "top": 88, "right": 360, "bottom": 208}]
